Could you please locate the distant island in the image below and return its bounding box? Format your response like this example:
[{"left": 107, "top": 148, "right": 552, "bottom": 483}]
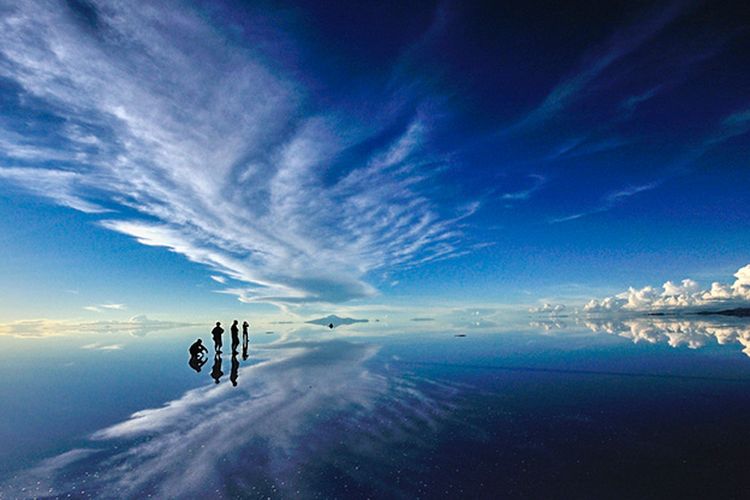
[
  {"left": 305, "top": 315, "right": 369, "bottom": 327},
  {"left": 646, "top": 307, "right": 750, "bottom": 318},
  {"left": 695, "top": 307, "right": 750, "bottom": 318}
]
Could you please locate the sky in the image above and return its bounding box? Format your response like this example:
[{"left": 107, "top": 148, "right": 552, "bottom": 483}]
[{"left": 0, "top": 0, "right": 748, "bottom": 322}]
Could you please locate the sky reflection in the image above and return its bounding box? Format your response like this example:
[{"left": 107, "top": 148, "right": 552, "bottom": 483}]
[
  {"left": 2, "top": 338, "right": 460, "bottom": 497},
  {"left": 3, "top": 317, "right": 750, "bottom": 497}
]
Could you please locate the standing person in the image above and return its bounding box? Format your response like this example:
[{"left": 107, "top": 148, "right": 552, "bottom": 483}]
[
  {"left": 242, "top": 320, "right": 249, "bottom": 344},
  {"left": 211, "top": 321, "right": 224, "bottom": 353},
  {"left": 230, "top": 320, "right": 240, "bottom": 355}
]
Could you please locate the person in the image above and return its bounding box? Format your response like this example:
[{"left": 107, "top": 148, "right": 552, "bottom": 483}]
[
  {"left": 210, "top": 353, "right": 223, "bottom": 384},
  {"left": 242, "top": 320, "right": 249, "bottom": 344},
  {"left": 211, "top": 321, "right": 224, "bottom": 353},
  {"left": 188, "top": 338, "right": 208, "bottom": 357},
  {"left": 230, "top": 320, "right": 240, "bottom": 355}
]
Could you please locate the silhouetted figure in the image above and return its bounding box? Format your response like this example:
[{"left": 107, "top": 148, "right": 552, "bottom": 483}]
[
  {"left": 328, "top": 323, "right": 334, "bottom": 329},
  {"left": 188, "top": 338, "right": 208, "bottom": 357},
  {"left": 242, "top": 320, "right": 249, "bottom": 344},
  {"left": 188, "top": 338, "right": 208, "bottom": 373},
  {"left": 242, "top": 336, "right": 249, "bottom": 361},
  {"left": 230, "top": 353, "right": 239, "bottom": 387},
  {"left": 211, "top": 321, "right": 224, "bottom": 353},
  {"left": 230, "top": 320, "right": 240, "bottom": 355},
  {"left": 189, "top": 353, "right": 207, "bottom": 373},
  {"left": 210, "top": 353, "right": 223, "bottom": 384}
]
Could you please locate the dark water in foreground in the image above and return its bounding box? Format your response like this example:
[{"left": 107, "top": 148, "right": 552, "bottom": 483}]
[{"left": 1, "top": 317, "right": 749, "bottom": 498}]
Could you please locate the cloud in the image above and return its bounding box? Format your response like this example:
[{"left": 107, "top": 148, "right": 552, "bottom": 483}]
[
  {"left": 550, "top": 182, "right": 660, "bottom": 223},
  {"left": 500, "top": 174, "right": 546, "bottom": 201},
  {"left": 0, "top": 167, "right": 109, "bottom": 213},
  {"left": 1, "top": 339, "right": 461, "bottom": 497},
  {"left": 512, "top": 3, "right": 685, "bottom": 130},
  {"left": 81, "top": 342, "right": 123, "bottom": 351},
  {"left": 209, "top": 275, "right": 227, "bottom": 284},
  {"left": 583, "top": 264, "right": 750, "bottom": 313},
  {"left": 529, "top": 303, "right": 566, "bottom": 314},
  {"left": 84, "top": 303, "right": 127, "bottom": 312},
  {"left": 581, "top": 316, "right": 750, "bottom": 357},
  {"left": 0, "top": 1, "right": 476, "bottom": 306},
  {"left": 0, "top": 315, "right": 194, "bottom": 339}
]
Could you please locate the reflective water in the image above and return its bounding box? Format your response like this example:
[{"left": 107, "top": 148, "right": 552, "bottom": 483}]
[{"left": 1, "top": 315, "right": 749, "bottom": 498}]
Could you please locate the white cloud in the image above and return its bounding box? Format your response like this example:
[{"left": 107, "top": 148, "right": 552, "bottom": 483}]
[
  {"left": 209, "top": 275, "right": 227, "bottom": 284},
  {"left": 500, "top": 174, "right": 546, "bottom": 202},
  {"left": 0, "top": 1, "right": 475, "bottom": 306},
  {"left": 583, "top": 264, "right": 750, "bottom": 313},
  {"left": 529, "top": 303, "right": 566, "bottom": 314},
  {"left": 101, "top": 303, "right": 126, "bottom": 310},
  {"left": 81, "top": 342, "right": 123, "bottom": 351},
  {"left": 0, "top": 167, "right": 109, "bottom": 213},
  {"left": 550, "top": 182, "right": 660, "bottom": 223},
  {"left": 85, "top": 303, "right": 127, "bottom": 312}
]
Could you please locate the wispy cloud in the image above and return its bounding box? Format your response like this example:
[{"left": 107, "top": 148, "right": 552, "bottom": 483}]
[
  {"left": 511, "top": 3, "right": 685, "bottom": 131},
  {"left": 84, "top": 303, "right": 127, "bottom": 312},
  {"left": 549, "top": 181, "right": 660, "bottom": 223},
  {"left": 500, "top": 174, "right": 546, "bottom": 201},
  {"left": 81, "top": 342, "right": 123, "bottom": 351},
  {"left": 0, "top": 1, "right": 475, "bottom": 306}
]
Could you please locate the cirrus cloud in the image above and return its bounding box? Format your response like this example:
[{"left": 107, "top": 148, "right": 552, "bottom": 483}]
[{"left": 0, "top": 0, "right": 476, "bottom": 307}]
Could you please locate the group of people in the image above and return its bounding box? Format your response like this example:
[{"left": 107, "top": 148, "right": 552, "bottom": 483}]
[
  {"left": 188, "top": 320, "right": 251, "bottom": 386},
  {"left": 211, "top": 319, "right": 250, "bottom": 354}
]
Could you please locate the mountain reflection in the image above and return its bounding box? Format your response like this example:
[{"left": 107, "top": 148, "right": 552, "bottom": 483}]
[{"left": 578, "top": 317, "right": 750, "bottom": 356}]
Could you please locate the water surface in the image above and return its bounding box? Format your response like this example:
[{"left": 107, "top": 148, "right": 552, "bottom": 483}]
[{"left": 1, "top": 316, "right": 749, "bottom": 498}]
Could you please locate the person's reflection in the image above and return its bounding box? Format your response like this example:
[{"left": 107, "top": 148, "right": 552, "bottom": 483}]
[
  {"left": 188, "top": 338, "right": 208, "bottom": 373},
  {"left": 189, "top": 354, "right": 207, "bottom": 373},
  {"left": 230, "top": 353, "right": 239, "bottom": 387},
  {"left": 242, "top": 336, "right": 249, "bottom": 361},
  {"left": 210, "top": 353, "right": 224, "bottom": 384}
]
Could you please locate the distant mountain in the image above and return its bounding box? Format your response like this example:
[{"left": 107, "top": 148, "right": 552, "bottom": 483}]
[
  {"left": 695, "top": 308, "right": 750, "bottom": 318},
  {"left": 305, "top": 315, "right": 368, "bottom": 327}
]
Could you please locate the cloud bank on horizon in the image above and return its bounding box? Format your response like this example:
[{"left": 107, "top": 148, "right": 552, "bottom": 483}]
[
  {"left": 583, "top": 264, "right": 750, "bottom": 313},
  {"left": 0, "top": 1, "right": 475, "bottom": 306}
]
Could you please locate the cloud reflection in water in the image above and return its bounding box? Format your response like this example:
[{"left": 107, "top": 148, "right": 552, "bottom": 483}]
[
  {"left": 577, "top": 317, "right": 750, "bottom": 357},
  {"left": 3, "top": 339, "right": 460, "bottom": 497}
]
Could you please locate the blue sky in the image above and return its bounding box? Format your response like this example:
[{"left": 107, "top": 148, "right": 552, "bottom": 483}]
[{"left": 0, "top": 0, "right": 748, "bottom": 321}]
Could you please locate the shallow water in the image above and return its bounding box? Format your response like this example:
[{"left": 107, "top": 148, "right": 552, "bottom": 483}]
[{"left": 1, "top": 316, "right": 749, "bottom": 498}]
